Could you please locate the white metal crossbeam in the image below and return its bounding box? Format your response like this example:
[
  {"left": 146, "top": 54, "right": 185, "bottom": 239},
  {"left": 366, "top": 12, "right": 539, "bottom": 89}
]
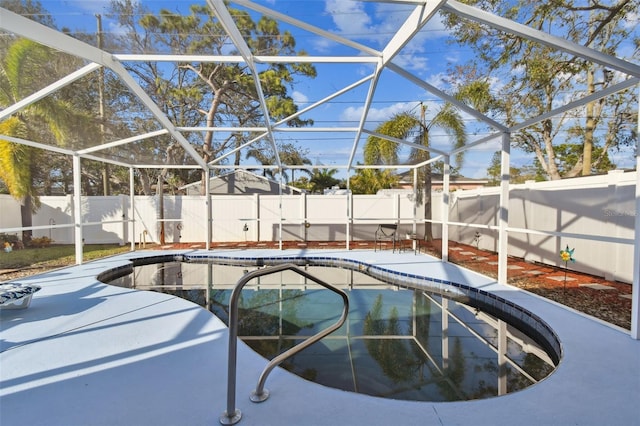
[
  {"left": 206, "top": 0, "right": 281, "bottom": 168},
  {"left": 0, "top": 7, "right": 209, "bottom": 170},
  {"left": 0, "top": 63, "right": 101, "bottom": 122},
  {"left": 443, "top": 0, "right": 640, "bottom": 78},
  {"left": 362, "top": 129, "right": 449, "bottom": 157},
  {"left": 232, "top": 0, "right": 381, "bottom": 57},
  {"left": 381, "top": 0, "right": 446, "bottom": 65}
]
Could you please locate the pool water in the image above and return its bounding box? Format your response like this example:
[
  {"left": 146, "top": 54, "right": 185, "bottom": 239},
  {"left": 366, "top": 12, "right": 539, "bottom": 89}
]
[{"left": 106, "top": 261, "right": 556, "bottom": 402}]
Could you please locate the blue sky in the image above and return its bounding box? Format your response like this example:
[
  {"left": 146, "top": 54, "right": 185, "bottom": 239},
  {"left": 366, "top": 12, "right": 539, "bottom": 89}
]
[{"left": 34, "top": 1, "right": 640, "bottom": 179}]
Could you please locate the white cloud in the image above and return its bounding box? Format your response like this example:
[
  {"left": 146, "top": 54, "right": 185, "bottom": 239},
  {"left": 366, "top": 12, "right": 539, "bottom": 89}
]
[
  {"left": 324, "top": 0, "right": 451, "bottom": 55},
  {"left": 325, "top": 0, "right": 447, "bottom": 71},
  {"left": 341, "top": 101, "right": 420, "bottom": 122},
  {"left": 312, "top": 36, "right": 333, "bottom": 54},
  {"left": 292, "top": 90, "right": 309, "bottom": 106},
  {"left": 325, "top": 0, "right": 373, "bottom": 38},
  {"left": 392, "top": 52, "right": 429, "bottom": 73}
]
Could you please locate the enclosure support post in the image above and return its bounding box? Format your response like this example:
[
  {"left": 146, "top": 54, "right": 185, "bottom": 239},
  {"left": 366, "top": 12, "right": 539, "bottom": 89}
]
[
  {"left": 441, "top": 155, "right": 450, "bottom": 261},
  {"left": 278, "top": 173, "right": 283, "bottom": 250},
  {"left": 345, "top": 176, "right": 351, "bottom": 250},
  {"left": 129, "top": 167, "right": 135, "bottom": 251},
  {"left": 412, "top": 167, "right": 418, "bottom": 246},
  {"left": 73, "top": 154, "right": 83, "bottom": 265},
  {"left": 346, "top": 170, "right": 352, "bottom": 250},
  {"left": 206, "top": 170, "right": 211, "bottom": 250},
  {"left": 631, "top": 85, "right": 640, "bottom": 340},
  {"left": 301, "top": 192, "right": 307, "bottom": 242},
  {"left": 497, "top": 132, "right": 511, "bottom": 285}
]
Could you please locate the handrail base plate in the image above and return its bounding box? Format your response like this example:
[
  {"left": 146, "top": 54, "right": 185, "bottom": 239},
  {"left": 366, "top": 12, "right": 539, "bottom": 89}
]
[
  {"left": 250, "top": 389, "right": 270, "bottom": 403},
  {"left": 220, "top": 409, "right": 242, "bottom": 425}
]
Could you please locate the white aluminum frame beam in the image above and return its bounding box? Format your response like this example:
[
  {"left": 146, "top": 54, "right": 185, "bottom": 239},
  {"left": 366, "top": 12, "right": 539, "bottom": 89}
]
[
  {"left": 387, "top": 63, "right": 508, "bottom": 131},
  {"left": 497, "top": 132, "right": 511, "bottom": 286},
  {"left": 0, "top": 63, "right": 101, "bottom": 122},
  {"left": 72, "top": 154, "right": 83, "bottom": 265},
  {"left": 632, "top": 84, "right": 640, "bottom": 340},
  {"left": 191, "top": 73, "right": 375, "bottom": 168},
  {"left": 273, "top": 74, "right": 375, "bottom": 129},
  {"left": 232, "top": 0, "right": 381, "bottom": 57},
  {"left": 0, "top": 7, "right": 209, "bottom": 171},
  {"left": 115, "top": 54, "right": 382, "bottom": 64},
  {"left": 0, "top": 134, "right": 74, "bottom": 156},
  {"left": 443, "top": 0, "right": 640, "bottom": 78},
  {"left": 206, "top": 0, "right": 281, "bottom": 168},
  {"left": 77, "top": 129, "right": 170, "bottom": 155},
  {"left": 347, "top": 66, "right": 384, "bottom": 168},
  {"left": 510, "top": 77, "right": 640, "bottom": 133},
  {"left": 361, "top": 129, "right": 450, "bottom": 157},
  {"left": 381, "top": 0, "right": 446, "bottom": 65}
]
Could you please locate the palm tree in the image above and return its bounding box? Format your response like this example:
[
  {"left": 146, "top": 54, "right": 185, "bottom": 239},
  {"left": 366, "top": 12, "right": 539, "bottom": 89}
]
[
  {"left": 246, "top": 142, "right": 312, "bottom": 183},
  {"left": 309, "top": 167, "right": 340, "bottom": 193},
  {"left": 349, "top": 168, "right": 397, "bottom": 194},
  {"left": 246, "top": 146, "right": 277, "bottom": 179},
  {"left": 279, "top": 143, "right": 312, "bottom": 183},
  {"left": 363, "top": 102, "right": 466, "bottom": 241},
  {"left": 0, "top": 38, "right": 91, "bottom": 243}
]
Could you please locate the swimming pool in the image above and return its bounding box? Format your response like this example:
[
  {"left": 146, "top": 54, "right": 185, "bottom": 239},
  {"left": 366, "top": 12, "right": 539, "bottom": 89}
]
[{"left": 102, "top": 255, "right": 559, "bottom": 403}]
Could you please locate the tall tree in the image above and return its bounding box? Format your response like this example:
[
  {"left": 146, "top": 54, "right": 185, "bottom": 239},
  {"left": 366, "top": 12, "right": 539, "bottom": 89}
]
[
  {"left": 107, "top": 1, "right": 317, "bottom": 194},
  {"left": 486, "top": 151, "right": 544, "bottom": 185},
  {"left": 0, "top": 38, "right": 93, "bottom": 242},
  {"left": 444, "top": 0, "right": 638, "bottom": 179}
]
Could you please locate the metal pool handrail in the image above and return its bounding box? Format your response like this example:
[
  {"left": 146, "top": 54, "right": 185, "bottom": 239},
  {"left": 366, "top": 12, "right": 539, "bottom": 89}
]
[{"left": 220, "top": 263, "right": 350, "bottom": 425}]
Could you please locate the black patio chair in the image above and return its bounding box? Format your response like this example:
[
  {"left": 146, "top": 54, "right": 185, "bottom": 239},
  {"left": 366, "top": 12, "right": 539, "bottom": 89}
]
[{"left": 375, "top": 224, "right": 398, "bottom": 252}]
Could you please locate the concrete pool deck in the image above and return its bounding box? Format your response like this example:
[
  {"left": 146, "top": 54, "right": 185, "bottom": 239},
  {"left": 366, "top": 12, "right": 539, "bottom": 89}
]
[{"left": 1, "top": 249, "right": 638, "bottom": 426}]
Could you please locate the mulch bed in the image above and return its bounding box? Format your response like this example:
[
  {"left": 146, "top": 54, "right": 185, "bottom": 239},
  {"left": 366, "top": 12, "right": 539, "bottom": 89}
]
[
  {"left": 421, "top": 240, "right": 632, "bottom": 330},
  {"left": 1, "top": 240, "right": 632, "bottom": 330}
]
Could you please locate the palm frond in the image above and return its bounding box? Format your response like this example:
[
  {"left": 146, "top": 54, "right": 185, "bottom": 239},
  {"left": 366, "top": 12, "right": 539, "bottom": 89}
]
[
  {"left": 364, "top": 112, "right": 420, "bottom": 165},
  {"left": 0, "top": 117, "right": 32, "bottom": 199}
]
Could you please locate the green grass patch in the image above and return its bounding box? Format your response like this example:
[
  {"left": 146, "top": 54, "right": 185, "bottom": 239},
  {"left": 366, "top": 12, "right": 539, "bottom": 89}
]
[{"left": 0, "top": 244, "right": 132, "bottom": 269}]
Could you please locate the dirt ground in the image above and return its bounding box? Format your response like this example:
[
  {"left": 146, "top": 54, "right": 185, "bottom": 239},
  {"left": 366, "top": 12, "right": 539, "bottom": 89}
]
[
  {"left": 1, "top": 240, "right": 632, "bottom": 330},
  {"left": 419, "top": 240, "right": 632, "bottom": 330}
]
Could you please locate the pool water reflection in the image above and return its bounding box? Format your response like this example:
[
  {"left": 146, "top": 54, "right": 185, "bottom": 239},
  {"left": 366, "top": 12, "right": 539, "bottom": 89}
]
[{"left": 106, "top": 261, "right": 556, "bottom": 402}]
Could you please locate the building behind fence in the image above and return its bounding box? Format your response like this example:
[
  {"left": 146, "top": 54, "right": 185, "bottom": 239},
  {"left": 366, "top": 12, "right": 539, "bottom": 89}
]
[{"left": 0, "top": 170, "right": 635, "bottom": 283}]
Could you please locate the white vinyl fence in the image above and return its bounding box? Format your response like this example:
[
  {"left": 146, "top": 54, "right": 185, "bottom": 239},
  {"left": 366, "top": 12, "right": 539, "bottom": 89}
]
[
  {"left": 435, "top": 170, "right": 636, "bottom": 283},
  {"left": 0, "top": 170, "right": 636, "bottom": 283}
]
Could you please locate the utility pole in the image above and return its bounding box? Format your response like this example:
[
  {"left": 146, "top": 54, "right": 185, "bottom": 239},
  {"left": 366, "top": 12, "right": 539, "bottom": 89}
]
[{"left": 96, "top": 14, "right": 110, "bottom": 195}]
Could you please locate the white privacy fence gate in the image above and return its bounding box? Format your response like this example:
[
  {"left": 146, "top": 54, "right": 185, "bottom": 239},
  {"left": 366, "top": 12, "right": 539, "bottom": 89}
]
[{"left": 0, "top": 170, "right": 636, "bottom": 283}]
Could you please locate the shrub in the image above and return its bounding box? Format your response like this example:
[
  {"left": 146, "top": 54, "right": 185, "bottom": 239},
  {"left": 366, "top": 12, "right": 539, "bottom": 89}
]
[
  {"left": 0, "top": 233, "right": 20, "bottom": 244},
  {"left": 29, "top": 237, "right": 54, "bottom": 248}
]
